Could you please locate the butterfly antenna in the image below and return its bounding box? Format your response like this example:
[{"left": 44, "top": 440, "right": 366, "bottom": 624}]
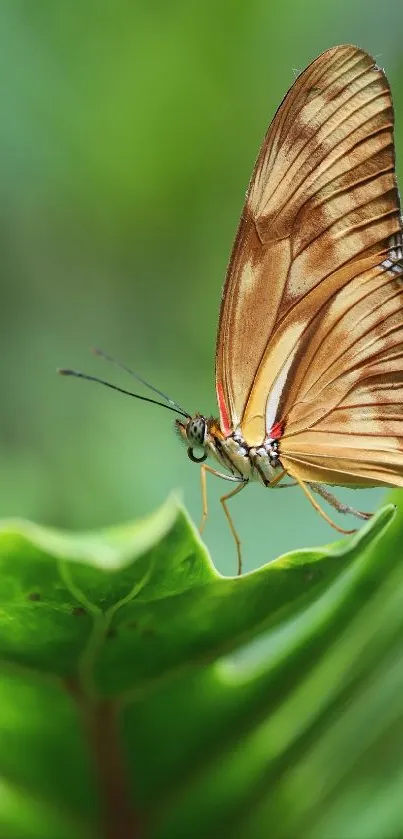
[
  {"left": 91, "top": 346, "right": 188, "bottom": 416},
  {"left": 57, "top": 368, "right": 190, "bottom": 419}
]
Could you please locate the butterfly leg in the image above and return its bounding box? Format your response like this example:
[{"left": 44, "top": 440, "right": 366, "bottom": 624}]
[
  {"left": 199, "top": 463, "right": 246, "bottom": 534},
  {"left": 308, "top": 483, "right": 372, "bottom": 521},
  {"left": 220, "top": 481, "right": 248, "bottom": 576},
  {"left": 199, "top": 463, "right": 210, "bottom": 535},
  {"left": 292, "top": 474, "right": 357, "bottom": 534},
  {"left": 268, "top": 468, "right": 287, "bottom": 488}
]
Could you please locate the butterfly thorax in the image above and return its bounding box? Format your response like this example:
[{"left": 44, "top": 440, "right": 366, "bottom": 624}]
[{"left": 175, "top": 414, "right": 283, "bottom": 485}]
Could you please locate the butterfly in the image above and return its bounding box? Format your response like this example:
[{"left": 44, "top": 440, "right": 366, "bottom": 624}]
[{"left": 60, "top": 45, "right": 403, "bottom": 574}]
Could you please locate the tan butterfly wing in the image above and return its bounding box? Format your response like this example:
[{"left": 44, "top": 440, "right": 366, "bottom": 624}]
[
  {"left": 279, "top": 255, "right": 403, "bottom": 488},
  {"left": 215, "top": 44, "right": 403, "bottom": 488}
]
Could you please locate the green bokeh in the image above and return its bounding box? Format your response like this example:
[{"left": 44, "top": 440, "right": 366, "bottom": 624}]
[{"left": 1, "top": 1, "right": 403, "bottom": 574}]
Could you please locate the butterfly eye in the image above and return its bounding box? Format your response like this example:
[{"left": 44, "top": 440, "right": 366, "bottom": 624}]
[
  {"left": 187, "top": 416, "right": 207, "bottom": 446},
  {"left": 186, "top": 416, "right": 208, "bottom": 463}
]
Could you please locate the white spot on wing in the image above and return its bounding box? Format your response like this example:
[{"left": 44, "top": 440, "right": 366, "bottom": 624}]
[
  {"left": 265, "top": 353, "right": 294, "bottom": 434},
  {"left": 239, "top": 259, "right": 255, "bottom": 293}
]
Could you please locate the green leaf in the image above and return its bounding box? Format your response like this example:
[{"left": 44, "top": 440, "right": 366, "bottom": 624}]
[{"left": 0, "top": 497, "right": 401, "bottom": 839}]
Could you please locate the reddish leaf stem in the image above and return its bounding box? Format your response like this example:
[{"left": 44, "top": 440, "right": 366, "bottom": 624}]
[{"left": 67, "top": 680, "right": 142, "bottom": 839}]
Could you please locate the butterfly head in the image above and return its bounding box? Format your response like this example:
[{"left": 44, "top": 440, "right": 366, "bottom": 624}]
[
  {"left": 175, "top": 413, "right": 228, "bottom": 462},
  {"left": 175, "top": 414, "right": 210, "bottom": 463}
]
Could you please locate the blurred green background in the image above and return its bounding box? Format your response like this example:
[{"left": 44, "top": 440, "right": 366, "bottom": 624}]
[{"left": 1, "top": 0, "right": 403, "bottom": 575}]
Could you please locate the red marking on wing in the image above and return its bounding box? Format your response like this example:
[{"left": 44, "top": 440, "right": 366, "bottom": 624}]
[
  {"left": 217, "top": 381, "right": 231, "bottom": 436},
  {"left": 270, "top": 421, "right": 284, "bottom": 440}
]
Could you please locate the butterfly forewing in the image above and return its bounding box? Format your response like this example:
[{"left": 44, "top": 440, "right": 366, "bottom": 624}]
[{"left": 216, "top": 44, "right": 403, "bottom": 492}]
